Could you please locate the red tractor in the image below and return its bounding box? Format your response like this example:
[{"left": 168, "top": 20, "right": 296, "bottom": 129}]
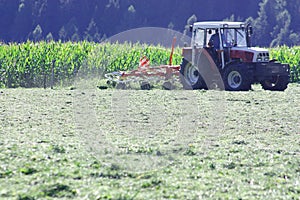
[{"left": 180, "top": 21, "right": 290, "bottom": 91}]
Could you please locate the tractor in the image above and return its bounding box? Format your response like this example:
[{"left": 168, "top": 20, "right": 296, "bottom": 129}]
[{"left": 180, "top": 21, "right": 290, "bottom": 91}]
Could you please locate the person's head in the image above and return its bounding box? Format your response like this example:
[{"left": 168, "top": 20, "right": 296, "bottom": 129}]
[{"left": 215, "top": 29, "right": 219, "bottom": 34}]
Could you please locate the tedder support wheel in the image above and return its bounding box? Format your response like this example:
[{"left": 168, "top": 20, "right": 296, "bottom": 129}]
[
  {"left": 162, "top": 81, "right": 175, "bottom": 90},
  {"left": 261, "top": 76, "right": 289, "bottom": 91},
  {"left": 140, "top": 81, "right": 151, "bottom": 90},
  {"left": 179, "top": 58, "right": 207, "bottom": 90},
  {"left": 223, "top": 65, "right": 251, "bottom": 91}
]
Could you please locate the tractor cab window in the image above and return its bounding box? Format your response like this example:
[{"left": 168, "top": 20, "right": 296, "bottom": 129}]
[
  {"left": 223, "top": 28, "right": 247, "bottom": 47},
  {"left": 236, "top": 29, "right": 247, "bottom": 47},
  {"left": 194, "top": 28, "right": 205, "bottom": 47},
  {"left": 207, "top": 29, "right": 224, "bottom": 49}
]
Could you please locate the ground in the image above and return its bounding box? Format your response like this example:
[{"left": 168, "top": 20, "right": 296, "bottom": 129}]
[{"left": 0, "top": 84, "right": 299, "bottom": 199}]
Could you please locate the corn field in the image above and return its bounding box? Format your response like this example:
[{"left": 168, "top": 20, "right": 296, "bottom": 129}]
[
  {"left": 0, "top": 41, "right": 299, "bottom": 88},
  {"left": 269, "top": 46, "right": 300, "bottom": 83},
  {"left": 0, "top": 41, "right": 181, "bottom": 88}
]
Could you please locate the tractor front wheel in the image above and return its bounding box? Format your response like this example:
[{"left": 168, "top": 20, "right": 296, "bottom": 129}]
[
  {"left": 261, "top": 76, "right": 289, "bottom": 91},
  {"left": 223, "top": 65, "right": 251, "bottom": 91}
]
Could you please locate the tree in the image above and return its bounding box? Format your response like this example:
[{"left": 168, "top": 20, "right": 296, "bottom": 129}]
[
  {"left": 59, "top": 26, "right": 67, "bottom": 41},
  {"left": 168, "top": 22, "right": 174, "bottom": 30},
  {"left": 287, "top": 0, "right": 300, "bottom": 33},
  {"left": 46, "top": 32, "right": 54, "bottom": 42},
  {"left": 107, "top": 0, "right": 120, "bottom": 8},
  {"left": 65, "top": 18, "right": 80, "bottom": 41},
  {"left": 93, "top": 32, "right": 102, "bottom": 42},
  {"left": 32, "top": 24, "right": 43, "bottom": 41},
  {"left": 120, "top": 5, "right": 137, "bottom": 30},
  {"left": 84, "top": 18, "right": 99, "bottom": 41},
  {"left": 183, "top": 14, "right": 197, "bottom": 36},
  {"left": 42, "top": 0, "right": 61, "bottom": 39},
  {"left": 270, "top": 9, "right": 291, "bottom": 47},
  {"left": 71, "top": 32, "right": 80, "bottom": 42},
  {"left": 252, "top": 0, "right": 300, "bottom": 47},
  {"left": 10, "top": 0, "right": 33, "bottom": 42},
  {"left": 252, "top": 0, "right": 271, "bottom": 47}
]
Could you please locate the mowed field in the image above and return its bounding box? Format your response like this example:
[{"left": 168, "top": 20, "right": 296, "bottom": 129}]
[{"left": 0, "top": 83, "right": 299, "bottom": 199}]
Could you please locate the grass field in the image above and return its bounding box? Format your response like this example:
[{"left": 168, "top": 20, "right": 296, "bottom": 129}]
[{"left": 0, "top": 83, "right": 300, "bottom": 199}]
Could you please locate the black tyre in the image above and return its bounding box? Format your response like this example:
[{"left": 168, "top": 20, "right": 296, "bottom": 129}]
[
  {"left": 140, "top": 81, "right": 151, "bottom": 90},
  {"left": 162, "top": 81, "right": 174, "bottom": 90},
  {"left": 261, "top": 75, "right": 289, "bottom": 91},
  {"left": 179, "top": 58, "right": 207, "bottom": 90},
  {"left": 106, "top": 80, "right": 116, "bottom": 88},
  {"left": 223, "top": 65, "right": 251, "bottom": 91}
]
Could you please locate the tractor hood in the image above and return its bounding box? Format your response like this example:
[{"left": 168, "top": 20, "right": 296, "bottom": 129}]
[
  {"left": 230, "top": 47, "right": 270, "bottom": 62},
  {"left": 231, "top": 47, "right": 269, "bottom": 53}
]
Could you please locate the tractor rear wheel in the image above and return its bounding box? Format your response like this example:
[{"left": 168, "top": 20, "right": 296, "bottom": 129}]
[
  {"left": 223, "top": 65, "right": 251, "bottom": 91},
  {"left": 261, "top": 75, "right": 289, "bottom": 91},
  {"left": 179, "top": 58, "right": 207, "bottom": 90}
]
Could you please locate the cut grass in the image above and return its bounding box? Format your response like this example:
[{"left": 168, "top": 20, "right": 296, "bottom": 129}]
[{"left": 0, "top": 84, "right": 299, "bottom": 199}]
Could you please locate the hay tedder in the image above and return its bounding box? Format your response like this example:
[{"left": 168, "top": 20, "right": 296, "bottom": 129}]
[
  {"left": 105, "top": 21, "right": 290, "bottom": 91},
  {"left": 105, "top": 38, "right": 181, "bottom": 90}
]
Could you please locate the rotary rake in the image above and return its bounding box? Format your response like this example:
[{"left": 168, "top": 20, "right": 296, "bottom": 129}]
[{"left": 105, "top": 38, "right": 181, "bottom": 90}]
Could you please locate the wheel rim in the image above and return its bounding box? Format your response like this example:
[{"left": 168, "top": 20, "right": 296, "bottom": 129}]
[
  {"left": 185, "top": 63, "right": 199, "bottom": 85},
  {"left": 227, "top": 71, "right": 242, "bottom": 89}
]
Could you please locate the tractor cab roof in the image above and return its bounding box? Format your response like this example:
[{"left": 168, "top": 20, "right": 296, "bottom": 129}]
[{"left": 193, "top": 21, "right": 246, "bottom": 30}]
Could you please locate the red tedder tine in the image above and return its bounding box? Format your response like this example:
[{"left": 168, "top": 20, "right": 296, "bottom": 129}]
[{"left": 169, "top": 37, "right": 176, "bottom": 66}]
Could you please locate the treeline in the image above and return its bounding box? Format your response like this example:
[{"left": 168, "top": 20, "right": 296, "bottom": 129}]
[
  {"left": 0, "top": 0, "right": 299, "bottom": 47},
  {"left": 246, "top": 0, "right": 300, "bottom": 47}
]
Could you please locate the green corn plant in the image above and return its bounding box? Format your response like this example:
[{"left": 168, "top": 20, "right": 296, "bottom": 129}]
[{"left": 270, "top": 46, "right": 300, "bottom": 82}]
